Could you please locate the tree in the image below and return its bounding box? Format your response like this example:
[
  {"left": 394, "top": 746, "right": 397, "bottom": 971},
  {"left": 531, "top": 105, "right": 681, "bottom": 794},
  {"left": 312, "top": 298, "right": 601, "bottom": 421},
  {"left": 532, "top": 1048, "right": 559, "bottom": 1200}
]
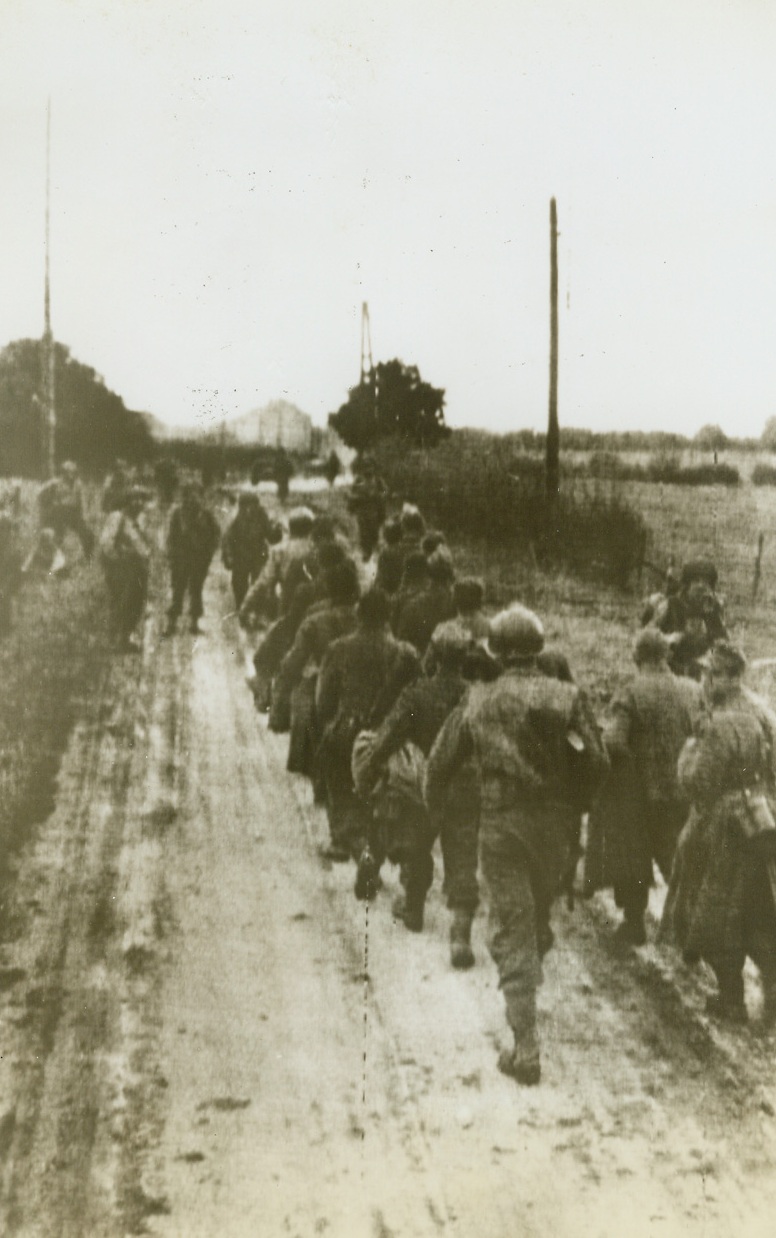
[
  {"left": 0, "top": 338, "right": 154, "bottom": 478},
  {"left": 694, "top": 424, "right": 728, "bottom": 452},
  {"left": 761, "top": 417, "right": 776, "bottom": 451},
  {"left": 328, "top": 359, "right": 449, "bottom": 453}
]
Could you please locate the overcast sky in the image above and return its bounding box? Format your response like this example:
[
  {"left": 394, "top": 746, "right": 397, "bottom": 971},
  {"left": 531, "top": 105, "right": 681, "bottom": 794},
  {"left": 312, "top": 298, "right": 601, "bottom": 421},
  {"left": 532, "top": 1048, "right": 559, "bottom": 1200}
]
[{"left": 1, "top": 0, "right": 775, "bottom": 438}]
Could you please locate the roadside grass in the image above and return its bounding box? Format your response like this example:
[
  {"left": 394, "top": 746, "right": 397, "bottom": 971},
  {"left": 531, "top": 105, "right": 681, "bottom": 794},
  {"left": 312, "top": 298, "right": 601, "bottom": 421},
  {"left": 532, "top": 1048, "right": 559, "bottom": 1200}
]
[{"left": 0, "top": 483, "right": 108, "bottom": 907}]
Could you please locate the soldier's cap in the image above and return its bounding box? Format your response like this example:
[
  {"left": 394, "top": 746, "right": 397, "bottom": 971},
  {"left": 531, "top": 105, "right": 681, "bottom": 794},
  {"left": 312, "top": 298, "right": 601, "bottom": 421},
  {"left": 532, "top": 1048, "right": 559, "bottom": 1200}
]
[
  {"left": 454, "top": 576, "right": 485, "bottom": 613},
  {"left": 487, "top": 604, "right": 545, "bottom": 658},
  {"left": 681, "top": 558, "right": 718, "bottom": 591},
  {"left": 430, "top": 619, "right": 471, "bottom": 660},
  {"left": 60, "top": 460, "right": 78, "bottom": 475},
  {"left": 699, "top": 640, "right": 747, "bottom": 677},
  {"left": 400, "top": 505, "right": 425, "bottom": 535},
  {"left": 427, "top": 545, "right": 455, "bottom": 583},
  {"left": 633, "top": 627, "right": 670, "bottom": 665}
]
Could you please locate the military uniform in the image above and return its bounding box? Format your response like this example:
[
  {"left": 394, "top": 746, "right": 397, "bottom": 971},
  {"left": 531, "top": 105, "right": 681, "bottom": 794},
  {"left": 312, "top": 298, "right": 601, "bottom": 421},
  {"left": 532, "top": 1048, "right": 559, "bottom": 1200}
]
[
  {"left": 428, "top": 605, "right": 607, "bottom": 1082},
  {"left": 37, "top": 466, "right": 95, "bottom": 557},
  {"left": 394, "top": 581, "right": 456, "bottom": 655},
  {"left": 222, "top": 498, "right": 273, "bottom": 608},
  {"left": 347, "top": 474, "right": 387, "bottom": 560},
  {"left": 316, "top": 621, "right": 420, "bottom": 859},
  {"left": 354, "top": 667, "right": 467, "bottom": 929},
  {"left": 240, "top": 528, "right": 314, "bottom": 624},
  {"left": 271, "top": 601, "right": 357, "bottom": 775},
  {"left": 661, "top": 677, "right": 776, "bottom": 1020},
  {"left": 0, "top": 514, "right": 22, "bottom": 635},
  {"left": 164, "top": 493, "right": 220, "bottom": 634},
  {"left": 585, "top": 638, "right": 702, "bottom": 942},
  {"left": 99, "top": 496, "right": 150, "bottom": 649}
]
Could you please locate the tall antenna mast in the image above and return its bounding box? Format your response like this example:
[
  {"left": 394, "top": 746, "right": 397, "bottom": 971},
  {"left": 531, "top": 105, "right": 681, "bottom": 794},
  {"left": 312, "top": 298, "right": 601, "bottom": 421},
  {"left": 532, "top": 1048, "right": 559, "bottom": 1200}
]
[
  {"left": 359, "top": 302, "right": 373, "bottom": 386},
  {"left": 545, "top": 197, "right": 559, "bottom": 499},
  {"left": 42, "top": 99, "right": 56, "bottom": 478}
]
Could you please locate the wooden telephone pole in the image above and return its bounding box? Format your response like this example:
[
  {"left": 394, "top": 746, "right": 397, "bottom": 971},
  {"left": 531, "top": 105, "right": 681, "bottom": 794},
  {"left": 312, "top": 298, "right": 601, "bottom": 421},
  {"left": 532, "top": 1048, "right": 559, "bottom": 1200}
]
[
  {"left": 546, "top": 197, "right": 559, "bottom": 498},
  {"left": 42, "top": 99, "right": 56, "bottom": 479}
]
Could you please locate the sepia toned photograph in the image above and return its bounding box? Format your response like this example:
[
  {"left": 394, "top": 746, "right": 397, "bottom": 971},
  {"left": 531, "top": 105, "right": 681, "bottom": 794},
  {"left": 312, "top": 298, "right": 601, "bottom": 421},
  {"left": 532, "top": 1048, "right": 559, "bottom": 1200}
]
[{"left": 0, "top": 1, "right": 775, "bottom": 1233}]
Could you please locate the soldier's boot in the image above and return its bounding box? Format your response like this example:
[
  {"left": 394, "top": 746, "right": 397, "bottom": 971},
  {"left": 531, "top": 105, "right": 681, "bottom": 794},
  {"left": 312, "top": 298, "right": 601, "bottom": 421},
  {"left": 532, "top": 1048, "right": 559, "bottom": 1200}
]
[
  {"left": 499, "top": 979, "right": 541, "bottom": 1085},
  {"left": 402, "top": 887, "right": 426, "bottom": 933},
  {"left": 449, "top": 909, "right": 475, "bottom": 970},
  {"left": 354, "top": 847, "right": 381, "bottom": 901},
  {"left": 614, "top": 907, "right": 647, "bottom": 948},
  {"left": 707, "top": 971, "right": 747, "bottom": 1023}
]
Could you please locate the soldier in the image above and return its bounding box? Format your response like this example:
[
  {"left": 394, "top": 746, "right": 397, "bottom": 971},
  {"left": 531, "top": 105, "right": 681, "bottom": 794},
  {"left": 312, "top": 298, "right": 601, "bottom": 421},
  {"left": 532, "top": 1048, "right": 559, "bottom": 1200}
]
[
  {"left": 425, "top": 605, "right": 607, "bottom": 1085},
  {"left": 423, "top": 577, "right": 493, "bottom": 679},
  {"left": 394, "top": 546, "right": 456, "bottom": 655},
  {"left": 584, "top": 628, "right": 702, "bottom": 945},
  {"left": 397, "top": 504, "right": 426, "bottom": 565},
  {"left": 352, "top": 623, "right": 470, "bottom": 931},
  {"left": 273, "top": 448, "right": 294, "bottom": 502},
  {"left": 270, "top": 562, "right": 360, "bottom": 776},
  {"left": 239, "top": 507, "right": 315, "bottom": 628},
  {"left": 374, "top": 518, "right": 404, "bottom": 597},
  {"left": 661, "top": 643, "right": 776, "bottom": 1025},
  {"left": 163, "top": 484, "right": 220, "bottom": 635},
  {"left": 98, "top": 488, "right": 151, "bottom": 651},
  {"left": 0, "top": 513, "right": 22, "bottom": 636},
  {"left": 221, "top": 492, "right": 273, "bottom": 608},
  {"left": 316, "top": 589, "right": 420, "bottom": 862},
  {"left": 391, "top": 552, "right": 430, "bottom": 636},
  {"left": 37, "top": 460, "right": 95, "bottom": 559},
  {"left": 657, "top": 559, "right": 727, "bottom": 679},
  {"left": 347, "top": 459, "right": 387, "bottom": 561},
  {"left": 101, "top": 460, "right": 132, "bottom": 514}
]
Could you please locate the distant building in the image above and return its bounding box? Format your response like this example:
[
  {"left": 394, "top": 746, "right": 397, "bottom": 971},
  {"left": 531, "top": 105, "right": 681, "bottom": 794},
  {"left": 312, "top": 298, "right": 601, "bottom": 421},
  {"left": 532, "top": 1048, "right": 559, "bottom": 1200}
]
[{"left": 229, "top": 400, "right": 312, "bottom": 453}]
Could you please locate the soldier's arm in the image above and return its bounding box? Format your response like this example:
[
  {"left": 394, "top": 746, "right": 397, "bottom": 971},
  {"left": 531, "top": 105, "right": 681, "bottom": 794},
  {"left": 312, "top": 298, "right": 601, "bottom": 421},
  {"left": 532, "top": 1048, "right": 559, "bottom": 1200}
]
[
  {"left": 367, "top": 687, "right": 417, "bottom": 773},
  {"left": 571, "top": 690, "right": 610, "bottom": 783},
  {"left": 315, "top": 645, "right": 341, "bottom": 727},
  {"left": 677, "top": 718, "right": 725, "bottom": 804},
  {"left": 274, "top": 619, "right": 315, "bottom": 700},
  {"left": 603, "top": 688, "right": 633, "bottom": 761},
  {"left": 239, "top": 548, "right": 278, "bottom": 620},
  {"left": 424, "top": 704, "right": 473, "bottom": 815}
]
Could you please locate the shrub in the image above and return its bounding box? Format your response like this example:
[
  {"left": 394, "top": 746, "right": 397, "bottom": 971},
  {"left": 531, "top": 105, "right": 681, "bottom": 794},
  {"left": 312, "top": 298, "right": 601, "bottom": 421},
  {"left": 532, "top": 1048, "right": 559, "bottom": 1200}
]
[
  {"left": 374, "top": 437, "right": 647, "bottom": 588},
  {"left": 752, "top": 463, "right": 776, "bottom": 486}
]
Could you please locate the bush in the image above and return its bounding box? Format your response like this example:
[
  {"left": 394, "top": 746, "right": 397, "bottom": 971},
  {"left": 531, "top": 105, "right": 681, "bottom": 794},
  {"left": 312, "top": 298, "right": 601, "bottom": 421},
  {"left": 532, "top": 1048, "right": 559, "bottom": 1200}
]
[
  {"left": 752, "top": 463, "right": 776, "bottom": 486},
  {"left": 374, "top": 437, "right": 647, "bottom": 588}
]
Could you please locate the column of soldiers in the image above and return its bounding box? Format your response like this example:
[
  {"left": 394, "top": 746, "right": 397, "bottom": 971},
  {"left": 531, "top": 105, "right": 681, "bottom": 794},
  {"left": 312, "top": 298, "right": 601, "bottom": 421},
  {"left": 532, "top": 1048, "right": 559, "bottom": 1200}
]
[
  {"left": 245, "top": 495, "right": 776, "bottom": 1089},
  {"left": 38, "top": 462, "right": 776, "bottom": 1087}
]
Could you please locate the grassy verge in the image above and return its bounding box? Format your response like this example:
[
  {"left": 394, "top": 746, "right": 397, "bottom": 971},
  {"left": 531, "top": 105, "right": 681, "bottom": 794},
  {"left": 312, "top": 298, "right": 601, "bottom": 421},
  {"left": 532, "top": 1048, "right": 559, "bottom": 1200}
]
[{"left": 0, "top": 488, "right": 108, "bottom": 900}]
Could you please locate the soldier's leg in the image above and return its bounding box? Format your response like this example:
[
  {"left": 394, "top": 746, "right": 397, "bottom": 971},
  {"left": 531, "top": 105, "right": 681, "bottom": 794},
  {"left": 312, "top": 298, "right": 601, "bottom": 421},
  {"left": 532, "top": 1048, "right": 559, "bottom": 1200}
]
[
  {"left": 613, "top": 878, "right": 649, "bottom": 946},
  {"left": 165, "top": 562, "right": 187, "bottom": 632},
  {"left": 440, "top": 793, "right": 480, "bottom": 968},
  {"left": 399, "top": 820, "right": 435, "bottom": 932},
  {"left": 188, "top": 568, "right": 208, "bottom": 629},
  {"left": 481, "top": 834, "right": 541, "bottom": 1084},
  {"left": 232, "top": 567, "right": 250, "bottom": 609}
]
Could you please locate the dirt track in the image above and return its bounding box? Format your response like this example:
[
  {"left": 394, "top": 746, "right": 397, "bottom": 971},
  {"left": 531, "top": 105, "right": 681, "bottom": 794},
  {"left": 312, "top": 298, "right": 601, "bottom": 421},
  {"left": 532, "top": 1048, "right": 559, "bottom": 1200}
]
[{"left": 1, "top": 556, "right": 776, "bottom": 1236}]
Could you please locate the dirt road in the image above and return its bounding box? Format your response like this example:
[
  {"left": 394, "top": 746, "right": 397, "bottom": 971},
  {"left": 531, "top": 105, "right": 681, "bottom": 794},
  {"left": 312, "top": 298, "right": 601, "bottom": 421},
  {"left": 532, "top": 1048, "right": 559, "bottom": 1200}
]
[{"left": 1, "top": 558, "right": 776, "bottom": 1236}]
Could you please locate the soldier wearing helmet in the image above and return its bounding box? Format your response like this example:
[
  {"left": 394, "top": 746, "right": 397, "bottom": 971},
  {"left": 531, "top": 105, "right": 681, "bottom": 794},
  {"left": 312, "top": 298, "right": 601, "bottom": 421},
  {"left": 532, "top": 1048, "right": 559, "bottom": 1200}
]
[
  {"left": 584, "top": 626, "right": 703, "bottom": 945},
  {"left": 424, "top": 603, "right": 607, "bottom": 1085}
]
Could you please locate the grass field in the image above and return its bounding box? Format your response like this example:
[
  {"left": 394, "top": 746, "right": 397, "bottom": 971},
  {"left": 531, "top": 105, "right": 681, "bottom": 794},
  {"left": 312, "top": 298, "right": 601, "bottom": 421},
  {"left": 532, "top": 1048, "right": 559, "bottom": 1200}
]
[{"left": 0, "top": 481, "right": 108, "bottom": 910}]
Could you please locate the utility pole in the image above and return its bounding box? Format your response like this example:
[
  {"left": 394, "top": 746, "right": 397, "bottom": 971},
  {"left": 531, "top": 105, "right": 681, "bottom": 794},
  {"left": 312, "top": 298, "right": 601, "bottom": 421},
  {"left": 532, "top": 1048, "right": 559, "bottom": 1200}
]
[
  {"left": 359, "top": 302, "right": 373, "bottom": 386},
  {"left": 546, "top": 197, "right": 559, "bottom": 499},
  {"left": 42, "top": 99, "right": 56, "bottom": 479}
]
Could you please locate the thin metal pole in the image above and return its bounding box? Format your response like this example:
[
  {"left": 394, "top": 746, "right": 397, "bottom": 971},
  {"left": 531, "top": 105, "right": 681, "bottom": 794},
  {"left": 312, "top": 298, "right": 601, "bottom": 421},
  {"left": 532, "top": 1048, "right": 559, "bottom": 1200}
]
[
  {"left": 42, "top": 99, "right": 56, "bottom": 478},
  {"left": 546, "top": 197, "right": 559, "bottom": 498}
]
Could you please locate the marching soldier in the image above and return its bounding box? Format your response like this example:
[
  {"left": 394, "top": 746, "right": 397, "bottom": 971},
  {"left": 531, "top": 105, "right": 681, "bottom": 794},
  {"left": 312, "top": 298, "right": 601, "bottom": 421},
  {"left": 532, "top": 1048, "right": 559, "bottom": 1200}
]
[
  {"left": 163, "top": 484, "right": 220, "bottom": 636},
  {"left": 316, "top": 589, "right": 420, "bottom": 862},
  {"left": 221, "top": 492, "right": 273, "bottom": 608},
  {"left": 37, "top": 460, "right": 95, "bottom": 559},
  {"left": 661, "top": 642, "right": 776, "bottom": 1025},
  {"left": 584, "top": 628, "right": 702, "bottom": 945},
  {"left": 425, "top": 605, "right": 607, "bottom": 1085},
  {"left": 99, "top": 488, "right": 151, "bottom": 651}
]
